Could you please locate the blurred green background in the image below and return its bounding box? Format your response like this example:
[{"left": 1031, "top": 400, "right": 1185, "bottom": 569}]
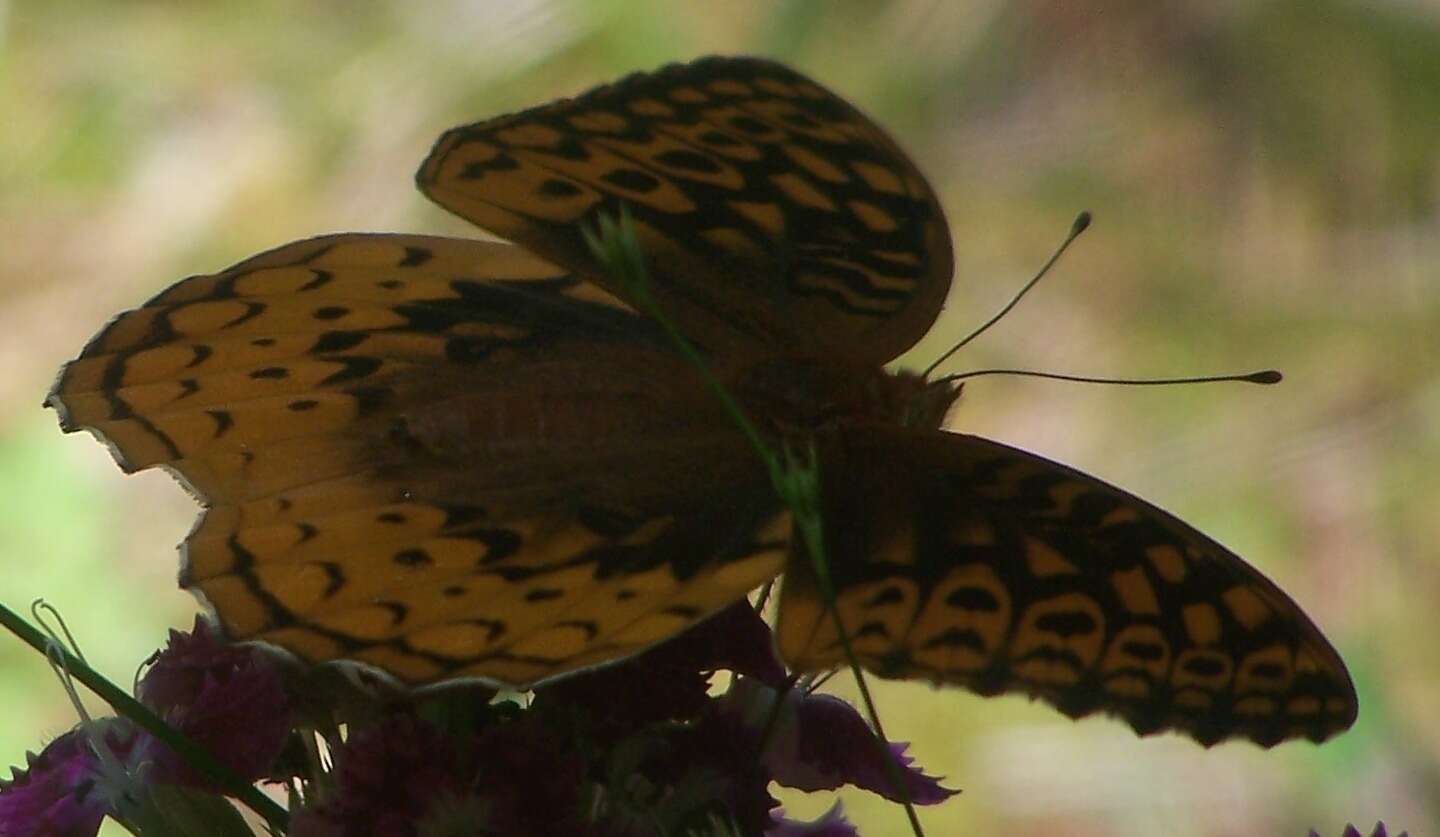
[{"left": 3, "top": 1, "right": 1437, "bottom": 834}]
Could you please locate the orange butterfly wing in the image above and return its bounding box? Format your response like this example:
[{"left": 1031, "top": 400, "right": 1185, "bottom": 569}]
[
  {"left": 776, "top": 427, "right": 1358, "bottom": 746},
  {"left": 417, "top": 55, "right": 952, "bottom": 365},
  {"left": 49, "top": 234, "right": 788, "bottom": 687}
]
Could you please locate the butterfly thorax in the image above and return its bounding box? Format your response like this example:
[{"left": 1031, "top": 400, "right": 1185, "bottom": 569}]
[{"left": 730, "top": 355, "right": 960, "bottom": 442}]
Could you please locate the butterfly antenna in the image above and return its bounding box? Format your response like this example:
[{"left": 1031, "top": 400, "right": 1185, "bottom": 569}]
[
  {"left": 922, "top": 210, "right": 1091, "bottom": 378},
  {"left": 936, "top": 368, "right": 1282, "bottom": 387}
]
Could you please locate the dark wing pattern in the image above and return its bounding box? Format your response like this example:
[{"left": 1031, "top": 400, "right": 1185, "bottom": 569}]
[
  {"left": 417, "top": 55, "right": 952, "bottom": 364},
  {"left": 777, "top": 427, "right": 1358, "bottom": 746},
  {"left": 49, "top": 234, "right": 787, "bottom": 687}
]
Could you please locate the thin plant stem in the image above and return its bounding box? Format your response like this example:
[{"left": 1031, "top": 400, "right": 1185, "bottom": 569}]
[
  {"left": 776, "top": 445, "right": 925, "bottom": 835},
  {"left": 584, "top": 209, "right": 927, "bottom": 837},
  {"left": 0, "top": 601, "right": 289, "bottom": 832}
]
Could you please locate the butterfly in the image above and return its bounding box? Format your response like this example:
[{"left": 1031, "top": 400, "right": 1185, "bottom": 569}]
[{"left": 48, "top": 56, "right": 1355, "bottom": 747}]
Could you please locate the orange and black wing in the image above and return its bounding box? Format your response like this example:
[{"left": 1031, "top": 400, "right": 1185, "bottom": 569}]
[
  {"left": 417, "top": 55, "right": 952, "bottom": 364},
  {"left": 49, "top": 234, "right": 788, "bottom": 688},
  {"left": 777, "top": 427, "right": 1357, "bottom": 747}
]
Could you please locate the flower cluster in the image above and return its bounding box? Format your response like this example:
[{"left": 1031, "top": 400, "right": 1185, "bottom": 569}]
[
  {"left": 0, "top": 618, "right": 290, "bottom": 834},
  {"left": 1, "top": 605, "right": 956, "bottom": 835}
]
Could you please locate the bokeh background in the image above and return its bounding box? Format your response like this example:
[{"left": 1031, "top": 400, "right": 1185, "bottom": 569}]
[{"left": 3, "top": 1, "right": 1437, "bottom": 834}]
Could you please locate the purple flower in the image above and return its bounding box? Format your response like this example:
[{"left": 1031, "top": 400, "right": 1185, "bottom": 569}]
[
  {"left": 137, "top": 617, "right": 292, "bottom": 787},
  {"left": 0, "top": 617, "right": 290, "bottom": 836},
  {"left": 650, "top": 708, "right": 778, "bottom": 834},
  {"left": 0, "top": 721, "right": 147, "bottom": 837},
  {"left": 298, "top": 649, "right": 791, "bottom": 837},
  {"left": 469, "top": 712, "right": 590, "bottom": 833},
  {"left": 290, "top": 714, "right": 476, "bottom": 837},
  {"left": 4, "top": 605, "right": 964, "bottom": 834},
  {"left": 724, "top": 676, "right": 958, "bottom": 806},
  {"left": 292, "top": 712, "right": 594, "bottom": 836}
]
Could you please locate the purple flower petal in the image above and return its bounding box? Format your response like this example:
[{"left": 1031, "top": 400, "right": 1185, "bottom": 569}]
[
  {"left": 727, "top": 679, "right": 957, "bottom": 805},
  {"left": 470, "top": 712, "right": 589, "bottom": 832},
  {"left": 293, "top": 712, "right": 595, "bottom": 836},
  {"left": 595, "top": 709, "right": 775, "bottom": 835},
  {"left": 136, "top": 616, "right": 291, "bottom": 787},
  {"left": 290, "top": 714, "right": 471, "bottom": 837},
  {"left": 0, "top": 722, "right": 146, "bottom": 837}
]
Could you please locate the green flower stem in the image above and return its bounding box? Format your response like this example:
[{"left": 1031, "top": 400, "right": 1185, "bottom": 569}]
[
  {"left": 772, "top": 449, "right": 926, "bottom": 835},
  {"left": 0, "top": 601, "right": 289, "bottom": 833},
  {"left": 581, "top": 210, "right": 773, "bottom": 477},
  {"left": 584, "top": 210, "right": 927, "bottom": 837}
]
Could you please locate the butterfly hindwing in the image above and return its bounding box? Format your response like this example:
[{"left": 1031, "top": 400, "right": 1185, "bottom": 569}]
[
  {"left": 417, "top": 55, "right": 953, "bottom": 364},
  {"left": 776, "top": 426, "right": 1357, "bottom": 746},
  {"left": 187, "top": 488, "right": 787, "bottom": 688},
  {"left": 49, "top": 234, "right": 789, "bottom": 688}
]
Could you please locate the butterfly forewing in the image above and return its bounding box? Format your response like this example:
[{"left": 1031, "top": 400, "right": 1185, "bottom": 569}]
[
  {"left": 417, "top": 55, "right": 952, "bottom": 364},
  {"left": 777, "top": 427, "right": 1357, "bottom": 747},
  {"left": 49, "top": 233, "right": 789, "bottom": 687}
]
